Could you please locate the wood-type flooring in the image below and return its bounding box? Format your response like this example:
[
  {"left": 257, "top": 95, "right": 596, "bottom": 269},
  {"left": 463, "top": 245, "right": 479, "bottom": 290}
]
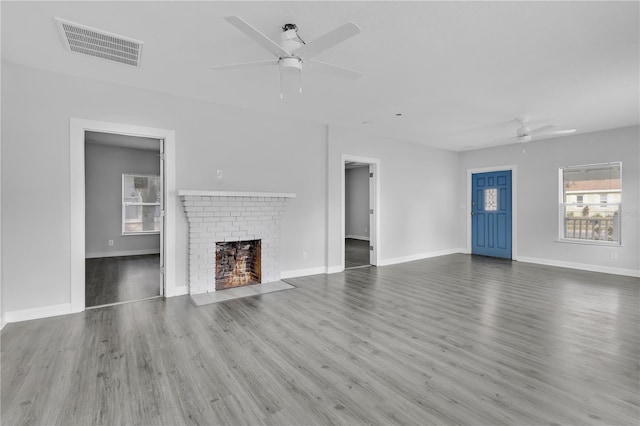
[
  {"left": 85, "top": 254, "right": 160, "bottom": 307},
  {"left": 2, "top": 254, "right": 638, "bottom": 425},
  {"left": 345, "top": 238, "right": 370, "bottom": 268}
]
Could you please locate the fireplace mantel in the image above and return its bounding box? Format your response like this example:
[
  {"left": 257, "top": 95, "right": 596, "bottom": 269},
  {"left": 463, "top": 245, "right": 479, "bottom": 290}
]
[{"left": 178, "top": 190, "right": 296, "bottom": 198}]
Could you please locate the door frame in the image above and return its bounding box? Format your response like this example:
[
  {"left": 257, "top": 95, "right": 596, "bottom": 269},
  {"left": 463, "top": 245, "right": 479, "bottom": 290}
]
[
  {"left": 341, "top": 154, "right": 380, "bottom": 269},
  {"left": 466, "top": 165, "right": 518, "bottom": 259},
  {"left": 70, "top": 119, "right": 176, "bottom": 313}
]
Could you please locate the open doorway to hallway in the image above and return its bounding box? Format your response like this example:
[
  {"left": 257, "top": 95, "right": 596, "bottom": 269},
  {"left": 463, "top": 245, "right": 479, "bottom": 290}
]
[
  {"left": 342, "top": 155, "right": 379, "bottom": 270},
  {"left": 345, "top": 162, "right": 371, "bottom": 268},
  {"left": 84, "top": 132, "right": 163, "bottom": 307}
]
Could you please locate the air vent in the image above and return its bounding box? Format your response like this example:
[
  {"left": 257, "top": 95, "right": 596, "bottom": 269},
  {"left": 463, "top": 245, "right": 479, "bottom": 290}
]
[{"left": 55, "top": 18, "right": 143, "bottom": 67}]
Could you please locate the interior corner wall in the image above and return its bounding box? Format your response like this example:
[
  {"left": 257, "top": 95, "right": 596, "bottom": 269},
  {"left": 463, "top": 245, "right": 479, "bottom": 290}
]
[
  {"left": 345, "top": 166, "right": 370, "bottom": 240},
  {"left": 458, "top": 125, "right": 640, "bottom": 275},
  {"left": 85, "top": 143, "right": 160, "bottom": 257},
  {"left": 328, "top": 125, "right": 460, "bottom": 269},
  {"left": 1, "top": 62, "right": 327, "bottom": 316}
]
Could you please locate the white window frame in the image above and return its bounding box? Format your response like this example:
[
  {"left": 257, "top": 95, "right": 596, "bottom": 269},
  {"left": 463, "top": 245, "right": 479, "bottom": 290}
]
[
  {"left": 558, "top": 162, "right": 622, "bottom": 246},
  {"left": 122, "top": 173, "right": 161, "bottom": 235}
]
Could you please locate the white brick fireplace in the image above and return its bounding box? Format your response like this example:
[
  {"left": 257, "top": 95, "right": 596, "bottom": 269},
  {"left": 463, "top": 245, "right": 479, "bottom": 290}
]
[{"left": 178, "top": 190, "right": 295, "bottom": 294}]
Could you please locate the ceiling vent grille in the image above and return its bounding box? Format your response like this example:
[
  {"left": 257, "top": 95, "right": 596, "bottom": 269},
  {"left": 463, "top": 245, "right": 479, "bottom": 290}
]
[{"left": 55, "top": 18, "right": 143, "bottom": 67}]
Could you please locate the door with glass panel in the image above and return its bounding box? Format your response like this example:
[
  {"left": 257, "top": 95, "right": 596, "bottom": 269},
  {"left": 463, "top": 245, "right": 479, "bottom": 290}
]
[{"left": 472, "top": 170, "right": 512, "bottom": 259}]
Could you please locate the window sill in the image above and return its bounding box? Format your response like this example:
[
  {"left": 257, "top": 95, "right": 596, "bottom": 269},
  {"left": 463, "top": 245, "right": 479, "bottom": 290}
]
[
  {"left": 123, "top": 232, "right": 160, "bottom": 236},
  {"left": 556, "top": 238, "right": 622, "bottom": 247}
]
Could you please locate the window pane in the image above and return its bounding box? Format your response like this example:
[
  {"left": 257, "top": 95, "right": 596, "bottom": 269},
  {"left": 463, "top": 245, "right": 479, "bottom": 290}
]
[
  {"left": 123, "top": 174, "right": 160, "bottom": 203},
  {"left": 485, "top": 188, "right": 498, "bottom": 211},
  {"left": 563, "top": 163, "right": 620, "bottom": 199},
  {"left": 564, "top": 205, "right": 620, "bottom": 241},
  {"left": 124, "top": 205, "right": 161, "bottom": 232}
]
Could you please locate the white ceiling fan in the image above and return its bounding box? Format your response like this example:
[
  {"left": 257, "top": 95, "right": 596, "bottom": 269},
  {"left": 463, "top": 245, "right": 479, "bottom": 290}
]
[
  {"left": 514, "top": 116, "right": 576, "bottom": 144},
  {"left": 210, "top": 17, "right": 363, "bottom": 96}
]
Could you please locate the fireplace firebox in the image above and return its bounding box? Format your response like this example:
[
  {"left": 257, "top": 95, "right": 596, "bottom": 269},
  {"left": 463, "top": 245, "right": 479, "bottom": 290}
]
[{"left": 215, "top": 240, "right": 261, "bottom": 290}]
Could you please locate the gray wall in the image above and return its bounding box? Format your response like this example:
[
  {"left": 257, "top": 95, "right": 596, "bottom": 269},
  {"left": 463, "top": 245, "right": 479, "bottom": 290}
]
[
  {"left": 458, "top": 125, "right": 639, "bottom": 274},
  {"left": 328, "top": 125, "right": 461, "bottom": 267},
  {"left": 345, "top": 166, "right": 370, "bottom": 239},
  {"left": 2, "top": 60, "right": 637, "bottom": 318},
  {"left": 85, "top": 142, "right": 160, "bottom": 257},
  {"left": 1, "top": 62, "right": 327, "bottom": 313}
]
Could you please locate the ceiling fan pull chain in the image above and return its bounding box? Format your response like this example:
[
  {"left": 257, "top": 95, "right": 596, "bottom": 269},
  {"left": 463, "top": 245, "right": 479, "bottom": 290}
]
[
  {"left": 299, "top": 69, "right": 303, "bottom": 94},
  {"left": 280, "top": 70, "right": 284, "bottom": 99}
]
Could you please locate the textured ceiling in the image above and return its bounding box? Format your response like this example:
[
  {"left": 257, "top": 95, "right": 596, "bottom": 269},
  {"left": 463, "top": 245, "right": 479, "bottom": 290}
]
[{"left": 2, "top": 1, "right": 638, "bottom": 151}]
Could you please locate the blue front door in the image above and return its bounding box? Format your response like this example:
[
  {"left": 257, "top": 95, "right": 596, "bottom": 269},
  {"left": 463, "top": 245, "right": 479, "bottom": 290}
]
[{"left": 472, "top": 170, "right": 512, "bottom": 259}]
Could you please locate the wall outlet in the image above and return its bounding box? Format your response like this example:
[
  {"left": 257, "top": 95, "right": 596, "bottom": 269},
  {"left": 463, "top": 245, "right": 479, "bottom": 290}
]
[
  {"left": 216, "top": 169, "right": 223, "bottom": 179},
  {"left": 108, "top": 240, "right": 114, "bottom": 246},
  {"left": 364, "top": 227, "right": 368, "bottom": 233},
  {"left": 302, "top": 251, "right": 308, "bottom": 260},
  {"left": 610, "top": 251, "right": 618, "bottom": 260}
]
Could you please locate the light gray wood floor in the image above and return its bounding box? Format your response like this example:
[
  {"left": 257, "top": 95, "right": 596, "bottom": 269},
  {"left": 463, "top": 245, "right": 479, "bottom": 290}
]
[{"left": 2, "top": 254, "right": 638, "bottom": 425}]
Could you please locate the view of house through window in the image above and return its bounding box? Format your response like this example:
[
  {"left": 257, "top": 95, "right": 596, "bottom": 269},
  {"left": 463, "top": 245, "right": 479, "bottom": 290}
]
[
  {"left": 122, "top": 173, "right": 161, "bottom": 234},
  {"left": 561, "top": 162, "right": 621, "bottom": 243}
]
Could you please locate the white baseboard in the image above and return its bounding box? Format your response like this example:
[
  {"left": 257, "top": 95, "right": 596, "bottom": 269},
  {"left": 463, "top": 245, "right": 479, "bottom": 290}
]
[
  {"left": 1, "top": 318, "right": 6, "bottom": 331},
  {"left": 379, "top": 248, "right": 463, "bottom": 267},
  {"left": 326, "top": 265, "right": 344, "bottom": 274},
  {"left": 515, "top": 256, "right": 640, "bottom": 278},
  {"left": 4, "top": 303, "right": 73, "bottom": 324},
  {"left": 281, "top": 266, "right": 327, "bottom": 279},
  {"left": 165, "top": 285, "right": 189, "bottom": 297},
  {"left": 345, "top": 235, "right": 370, "bottom": 241},
  {"left": 85, "top": 249, "right": 160, "bottom": 259}
]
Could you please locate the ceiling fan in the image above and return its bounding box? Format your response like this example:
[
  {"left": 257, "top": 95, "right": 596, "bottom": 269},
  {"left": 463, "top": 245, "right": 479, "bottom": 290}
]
[
  {"left": 210, "top": 16, "right": 363, "bottom": 96},
  {"left": 514, "top": 116, "right": 576, "bottom": 143}
]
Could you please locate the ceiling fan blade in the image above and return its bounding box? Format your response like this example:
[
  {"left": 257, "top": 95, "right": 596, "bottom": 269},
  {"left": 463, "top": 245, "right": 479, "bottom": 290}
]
[
  {"left": 292, "top": 22, "right": 361, "bottom": 59},
  {"left": 529, "top": 124, "right": 556, "bottom": 136},
  {"left": 307, "top": 59, "right": 363, "bottom": 80},
  {"left": 210, "top": 60, "right": 276, "bottom": 71},
  {"left": 224, "top": 16, "right": 291, "bottom": 58},
  {"left": 546, "top": 129, "right": 577, "bottom": 135}
]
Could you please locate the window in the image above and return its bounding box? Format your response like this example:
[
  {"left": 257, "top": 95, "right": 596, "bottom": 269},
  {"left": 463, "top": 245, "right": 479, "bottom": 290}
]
[
  {"left": 600, "top": 194, "right": 608, "bottom": 206},
  {"left": 560, "top": 162, "right": 621, "bottom": 243},
  {"left": 122, "top": 173, "right": 161, "bottom": 234}
]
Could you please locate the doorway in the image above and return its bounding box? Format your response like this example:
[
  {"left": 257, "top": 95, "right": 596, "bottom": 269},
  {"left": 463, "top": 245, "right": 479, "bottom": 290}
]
[
  {"left": 70, "top": 119, "right": 176, "bottom": 314},
  {"left": 342, "top": 155, "right": 380, "bottom": 270},
  {"left": 471, "top": 170, "right": 512, "bottom": 259},
  {"left": 84, "top": 132, "right": 163, "bottom": 307}
]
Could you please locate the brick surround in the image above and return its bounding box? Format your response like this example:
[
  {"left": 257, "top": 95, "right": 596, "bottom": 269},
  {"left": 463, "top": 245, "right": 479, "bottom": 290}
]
[{"left": 178, "top": 190, "right": 295, "bottom": 294}]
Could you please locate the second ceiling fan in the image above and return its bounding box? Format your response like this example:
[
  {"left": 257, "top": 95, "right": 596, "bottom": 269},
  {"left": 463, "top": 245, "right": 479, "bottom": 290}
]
[{"left": 211, "top": 16, "right": 363, "bottom": 96}]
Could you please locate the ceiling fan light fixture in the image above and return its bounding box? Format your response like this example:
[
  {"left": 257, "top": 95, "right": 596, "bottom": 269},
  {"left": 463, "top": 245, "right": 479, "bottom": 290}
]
[{"left": 279, "top": 57, "right": 302, "bottom": 73}]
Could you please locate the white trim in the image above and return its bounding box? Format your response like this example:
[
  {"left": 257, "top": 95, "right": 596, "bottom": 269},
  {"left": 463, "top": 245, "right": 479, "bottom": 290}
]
[
  {"left": 515, "top": 256, "right": 640, "bottom": 278},
  {"left": 70, "top": 118, "right": 177, "bottom": 314},
  {"left": 341, "top": 155, "right": 380, "bottom": 271},
  {"left": 178, "top": 190, "right": 295, "bottom": 198},
  {"left": 555, "top": 238, "right": 623, "bottom": 247},
  {"left": 466, "top": 165, "right": 518, "bottom": 259},
  {"left": 281, "top": 266, "right": 327, "bottom": 279},
  {"left": 4, "top": 303, "right": 73, "bottom": 323},
  {"left": 327, "top": 265, "right": 344, "bottom": 274},
  {"left": 85, "top": 249, "right": 161, "bottom": 259},
  {"left": 345, "top": 235, "right": 370, "bottom": 241},
  {"left": 379, "top": 248, "right": 463, "bottom": 267},
  {"left": 165, "top": 285, "right": 188, "bottom": 298},
  {"left": 0, "top": 320, "right": 6, "bottom": 331}
]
